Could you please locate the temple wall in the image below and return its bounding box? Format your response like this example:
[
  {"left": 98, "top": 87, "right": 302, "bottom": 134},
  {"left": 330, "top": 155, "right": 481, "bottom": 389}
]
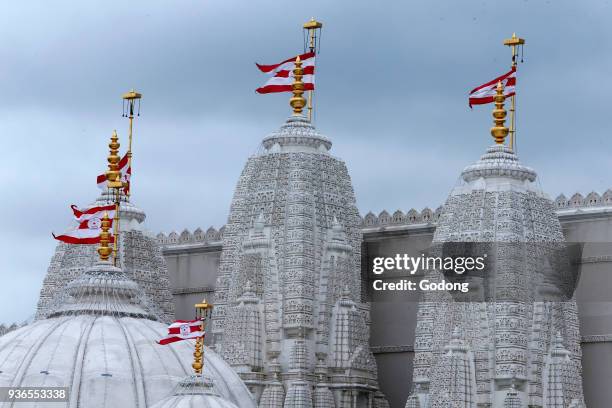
[
  {"left": 164, "top": 243, "right": 221, "bottom": 320},
  {"left": 159, "top": 192, "right": 612, "bottom": 408}
]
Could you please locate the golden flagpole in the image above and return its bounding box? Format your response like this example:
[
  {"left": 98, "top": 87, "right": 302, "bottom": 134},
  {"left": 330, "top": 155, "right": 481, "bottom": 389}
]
[
  {"left": 122, "top": 89, "right": 142, "bottom": 197},
  {"left": 303, "top": 18, "right": 322, "bottom": 122},
  {"left": 503, "top": 33, "right": 525, "bottom": 151}
]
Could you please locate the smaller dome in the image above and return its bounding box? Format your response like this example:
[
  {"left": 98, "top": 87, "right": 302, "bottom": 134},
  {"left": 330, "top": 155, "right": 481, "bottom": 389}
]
[
  {"left": 150, "top": 375, "right": 239, "bottom": 408},
  {"left": 262, "top": 116, "right": 331, "bottom": 152},
  {"left": 461, "top": 144, "right": 536, "bottom": 183}
]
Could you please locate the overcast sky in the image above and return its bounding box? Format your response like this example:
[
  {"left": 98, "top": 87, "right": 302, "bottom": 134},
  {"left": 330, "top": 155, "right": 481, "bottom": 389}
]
[{"left": 1, "top": 0, "right": 610, "bottom": 324}]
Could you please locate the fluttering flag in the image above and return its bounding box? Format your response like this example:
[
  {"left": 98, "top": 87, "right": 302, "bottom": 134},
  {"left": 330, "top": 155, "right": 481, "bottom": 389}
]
[
  {"left": 468, "top": 67, "right": 516, "bottom": 108},
  {"left": 52, "top": 204, "right": 116, "bottom": 244},
  {"left": 256, "top": 51, "right": 315, "bottom": 94},
  {"left": 96, "top": 154, "right": 131, "bottom": 195},
  {"left": 157, "top": 320, "right": 204, "bottom": 345}
]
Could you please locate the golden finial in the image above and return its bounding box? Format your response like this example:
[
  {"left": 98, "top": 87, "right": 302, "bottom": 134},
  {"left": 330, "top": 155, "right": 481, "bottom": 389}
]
[
  {"left": 97, "top": 213, "right": 112, "bottom": 261},
  {"left": 490, "top": 81, "right": 509, "bottom": 144},
  {"left": 106, "top": 130, "right": 123, "bottom": 189},
  {"left": 192, "top": 299, "right": 214, "bottom": 375},
  {"left": 289, "top": 56, "right": 306, "bottom": 116},
  {"left": 192, "top": 337, "right": 204, "bottom": 375}
]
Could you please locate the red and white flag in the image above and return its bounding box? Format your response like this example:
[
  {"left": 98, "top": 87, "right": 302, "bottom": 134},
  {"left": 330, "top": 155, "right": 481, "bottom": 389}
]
[
  {"left": 157, "top": 320, "right": 204, "bottom": 345},
  {"left": 468, "top": 67, "right": 516, "bottom": 108},
  {"left": 96, "top": 154, "right": 131, "bottom": 195},
  {"left": 52, "top": 204, "right": 115, "bottom": 245},
  {"left": 256, "top": 51, "right": 315, "bottom": 94}
]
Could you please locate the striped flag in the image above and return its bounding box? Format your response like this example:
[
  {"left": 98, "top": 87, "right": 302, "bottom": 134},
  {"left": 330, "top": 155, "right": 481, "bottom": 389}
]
[
  {"left": 97, "top": 154, "right": 131, "bottom": 195},
  {"left": 157, "top": 320, "right": 204, "bottom": 345},
  {"left": 469, "top": 67, "right": 516, "bottom": 108},
  {"left": 256, "top": 52, "right": 315, "bottom": 94},
  {"left": 52, "top": 204, "right": 115, "bottom": 244}
]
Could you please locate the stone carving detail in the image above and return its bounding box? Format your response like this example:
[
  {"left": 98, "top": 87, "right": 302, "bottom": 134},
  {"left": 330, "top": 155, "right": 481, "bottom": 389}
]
[
  {"left": 542, "top": 333, "right": 582, "bottom": 408},
  {"left": 408, "top": 145, "right": 585, "bottom": 407},
  {"left": 222, "top": 281, "right": 263, "bottom": 372},
  {"left": 260, "top": 376, "right": 286, "bottom": 408},
  {"left": 210, "top": 116, "right": 385, "bottom": 405},
  {"left": 284, "top": 381, "right": 313, "bottom": 408}
]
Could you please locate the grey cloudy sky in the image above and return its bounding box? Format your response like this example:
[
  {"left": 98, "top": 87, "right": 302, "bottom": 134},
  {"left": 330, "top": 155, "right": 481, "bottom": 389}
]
[{"left": 1, "top": 0, "right": 610, "bottom": 323}]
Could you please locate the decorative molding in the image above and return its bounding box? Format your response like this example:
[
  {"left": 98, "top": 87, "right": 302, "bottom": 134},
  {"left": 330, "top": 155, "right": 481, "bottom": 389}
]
[
  {"left": 582, "top": 334, "right": 612, "bottom": 343},
  {"left": 577, "top": 255, "right": 612, "bottom": 264},
  {"left": 171, "top": 286, "right": 215, "bottom": 295},
  {"left": 370, "top": 344, "right": 414, "bottom": 354}
]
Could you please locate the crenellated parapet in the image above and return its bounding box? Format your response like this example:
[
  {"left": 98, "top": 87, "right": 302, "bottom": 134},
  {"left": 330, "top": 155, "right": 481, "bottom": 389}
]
[
  {"left": 157, "top": 226, "right": 225, "bottom": 246},
  {"left": 158, "top": 189, "right": 612, "bottom": 249},
  {"left": 361, "top": 207, "right": 442, "bottom": 228},
  {"left": 554, "top": 189, "right": 612, "bottom": 209}
]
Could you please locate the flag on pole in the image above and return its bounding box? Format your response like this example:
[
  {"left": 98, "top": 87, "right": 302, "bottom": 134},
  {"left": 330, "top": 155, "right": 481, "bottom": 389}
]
[
  {"left": 256, "top": 52, "right": 315, "bottom": 94},
  {"left": 157, "top": 320, "right": 204, "bottom": 345},
  {"left": 468, "top": 67, "right": 516, "bottom": 107},
  {"left": 96, "top": 154, "right": 131, "bottom": 195},
  {"left": 52, "top": 204, "right": 115, "bottom": 244}
]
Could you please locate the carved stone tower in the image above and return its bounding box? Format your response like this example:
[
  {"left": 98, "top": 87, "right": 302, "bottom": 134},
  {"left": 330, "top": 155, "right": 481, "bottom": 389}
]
[
  {"left": 406, "top": 84, "right": 585, "bottom": 407},
  {"left": 211, "top": 114, "right": 385, "bottom": 407}
]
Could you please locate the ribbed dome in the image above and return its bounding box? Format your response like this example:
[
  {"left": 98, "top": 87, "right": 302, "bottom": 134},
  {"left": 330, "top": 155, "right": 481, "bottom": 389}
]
[
  {"left": 0, "top": 316, "right": 253, "bottom": 407},
  {"left": 0, "top": 260, "right": 255, "bottom": 408}
]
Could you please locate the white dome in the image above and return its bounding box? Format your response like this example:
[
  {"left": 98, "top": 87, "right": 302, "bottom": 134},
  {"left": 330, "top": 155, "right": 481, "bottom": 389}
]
[
  {"left": 0, "top": 260, "right": 255, "bottom": 408},
  {"left": 0, "top": 315, "right": 254, "bottom": 408}
]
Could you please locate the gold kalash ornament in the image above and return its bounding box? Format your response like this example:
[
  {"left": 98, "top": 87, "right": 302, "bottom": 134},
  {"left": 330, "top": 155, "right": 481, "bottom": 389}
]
[
  {"left": 96, "top": 212, "right": 113, "bottom": 261},
  {"left": 192, "top": 299, "right": 214, "bottom": 375},
  {"left": 289, "top": 56, "right": 306, "bottom": 116},
  {"left": 104, "top": 130, "right": 126, "bottom": 265},
  {"left": 490, "top": 81, "right": 509, "bottom": 145}
]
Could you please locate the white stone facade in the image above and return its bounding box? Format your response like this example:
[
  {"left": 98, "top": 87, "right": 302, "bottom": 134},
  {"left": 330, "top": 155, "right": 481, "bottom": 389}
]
[
  {"left": 210, "top": 116, "right": 386, "bottom": 407},
  {"left": 407, "top": 145, "right": 586, "bottom": 408}
]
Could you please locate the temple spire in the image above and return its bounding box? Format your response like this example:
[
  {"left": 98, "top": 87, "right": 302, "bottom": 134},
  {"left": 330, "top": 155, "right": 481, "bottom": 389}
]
[
  {"left": 490, "top": 81, "right": 509, "bottom": 145},
  {"left": 289, "top": 56, "right": 306, "bottom": 116}
]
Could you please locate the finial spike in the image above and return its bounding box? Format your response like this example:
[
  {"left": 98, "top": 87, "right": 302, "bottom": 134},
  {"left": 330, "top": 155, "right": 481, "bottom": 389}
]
[
  {"left": 289, "top": 56, "right": 306, "bottom": 116},
  {"left": 490, "top": 81, "right": 509, "bottom": 145}
]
